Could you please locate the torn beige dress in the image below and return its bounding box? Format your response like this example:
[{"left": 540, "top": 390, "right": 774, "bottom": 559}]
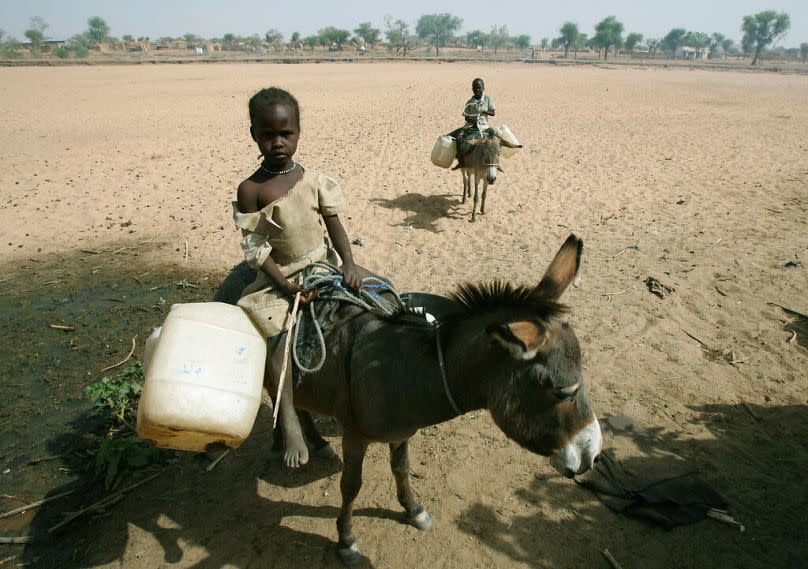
[{"left": 233, "top": 169, "right": 344, "bottom": 338}]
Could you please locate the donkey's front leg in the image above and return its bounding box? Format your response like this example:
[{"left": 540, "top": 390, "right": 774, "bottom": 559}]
[
  {"left": 337, "top": 432, "right": 369, "bottom": 566},
  {"left": 471, "top": 176, "right": 481, "bottom": 222},
  {"left": 390, "top": 440, "right": 432, "bottom": 530},
  {"left": 480, "top": 180, "right": 488, "bottom": 215}
]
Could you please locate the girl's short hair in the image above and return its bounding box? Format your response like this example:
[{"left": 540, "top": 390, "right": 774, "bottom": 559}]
[{"left": 248, "top": 87, "right": 300, "bottom": 128}]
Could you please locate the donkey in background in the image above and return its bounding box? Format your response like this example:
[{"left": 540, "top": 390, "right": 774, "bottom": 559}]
[{"left": 457, "top": 134, "right": 522, "bottom": 222}]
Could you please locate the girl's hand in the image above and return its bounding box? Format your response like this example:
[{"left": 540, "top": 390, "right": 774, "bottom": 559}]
[
  {"left": 341, "top": 263, "right": 363, "bottom": 291},
  {"left": 284, "top": 281, "right": 318, "bottom": 304}
]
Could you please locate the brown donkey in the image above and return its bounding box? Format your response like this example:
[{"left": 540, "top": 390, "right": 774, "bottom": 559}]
[
  {"left": 458, "top": 134, "right": 521, "bottom": 222},
  {"left": 261, "top": 234, "right": 602, "bottom": 565}
]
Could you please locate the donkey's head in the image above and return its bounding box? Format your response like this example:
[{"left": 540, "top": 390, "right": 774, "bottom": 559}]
[
  {"left": 468, "top": 138, "right": 501, "bottom": 185},
  {"left": 448, "top": 235, "right": 601, "bottom": 478}
]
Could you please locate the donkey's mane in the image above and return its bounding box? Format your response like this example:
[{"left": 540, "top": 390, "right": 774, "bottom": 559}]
[{"left": 449, "top": 280, "right": 567, "bottom": 318}]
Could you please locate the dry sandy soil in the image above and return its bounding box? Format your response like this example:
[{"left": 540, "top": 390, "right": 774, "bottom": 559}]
[{"left": 0, "top": 62, "right": 807, "bottom": 568}]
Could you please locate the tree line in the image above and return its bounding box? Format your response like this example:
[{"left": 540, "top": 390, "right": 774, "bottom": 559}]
[{"left": 2, "top": 11, "right": 806, "bottom": 66}]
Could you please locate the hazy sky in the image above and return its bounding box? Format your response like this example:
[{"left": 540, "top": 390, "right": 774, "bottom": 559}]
[{"left": 1, "top": 0, "right": 806, "bottom": 47}]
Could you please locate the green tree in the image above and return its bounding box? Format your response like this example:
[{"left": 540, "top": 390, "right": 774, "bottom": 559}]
[
  {"left": 87, "top": 16, "right": 110, "bottom": 44},
  {"left": 30, "top": 16, "right": 48, "bottom": 34},
  {"left": 24, "top": 16, "right": 48, "bottom": 55},
  {"left": 541, "top": 37, "right": 549, "bottom": 50},
  {"left": 558, "top": 21, "right": 579, "bottom": 58},
  {"left": 67, "top": 33, "right": 91, "bottom": 57},
  {"left": 708, "top": 32, "right": 724, "bottom": 58},
  {"left": 800, "top": 42, "right": 808, "bottom": 63},
  {"left": 513, "top": 34, "right": 531, "bottom": 51},
  {"left": 663, "top": 28, "right": 687, "bottom": 58},
  {"left": 466, "top": 29, "right": 488, "bottom": 51},
  {"left": 741, "top": 10, "right": 791, "bottom": 65},
  {"left": 244, "top": 34, "right": 264, "bottom": 50},
  {"left": 593, "top": 16, "right": 623, "bottom": 60},
  {"left": 683, "top": 31, "right": 709, "bottom": 58},
  {"left": 625, "top": 32, "right": 643, "bottom": 51},
  {"left": 319, "top": 26, "right": 351, "bottom": 50},
  {"left": 416, "top": 13, "right": 462, "bottom": 56},
  {"left": 385, "top": 17, "right": 412, "bottom": 55},
  {"left": 489, "top": 25, "right": 508, "bottom": 55},
  {"left": 24, "top": 28, "right": 45, "bottom": 54},
  {"left": 354, "top": 22, "right": 380, "bottom": 46},
  {"left": 291, "top": 32, "right": 300, "bottom": 43},
  {"left": 265, "top": 29, "right": 284, "bottom": 46},
  {"left": 721, "top": 37, "right": 735, "bottom": 55},
  {"left": 574, "top": 32, "right": 588, "bottom": 58},
  {"left": 303, "top": 35, "right": 319, "bottom": 51}
]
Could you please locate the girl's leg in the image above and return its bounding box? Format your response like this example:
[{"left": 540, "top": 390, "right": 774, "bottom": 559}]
[{"left": 267, "top": 334, "right": 309, "bottom": 468}]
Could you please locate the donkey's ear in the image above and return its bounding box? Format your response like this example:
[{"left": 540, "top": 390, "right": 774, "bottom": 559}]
[
  {"left": 490, "top": 321, "right": 546, "bottom": 360},
  {"left": 536, "top": 234, "right": 583, "bottom": 300}
]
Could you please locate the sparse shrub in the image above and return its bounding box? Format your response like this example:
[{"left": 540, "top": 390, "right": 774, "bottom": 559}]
[{"left": 84, "top": 362, "right": 168, "bottom": 487}]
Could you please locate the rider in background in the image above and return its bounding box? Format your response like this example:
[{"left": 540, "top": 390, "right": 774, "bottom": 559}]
[{"left": 449, "top": 78, "right": 495, "bottom": 169}]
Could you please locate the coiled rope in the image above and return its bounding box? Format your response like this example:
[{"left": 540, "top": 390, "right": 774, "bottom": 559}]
[{"left": 290, "top": 262, "right": 405, "bottom": 376}]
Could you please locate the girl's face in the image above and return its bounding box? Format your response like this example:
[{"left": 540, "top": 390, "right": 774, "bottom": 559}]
[
  {"left": 472, "top": 81, "right": 485, "bottom": 99},
  {"left": 250, "top": 102, "right": 300, "bottom": 168}
]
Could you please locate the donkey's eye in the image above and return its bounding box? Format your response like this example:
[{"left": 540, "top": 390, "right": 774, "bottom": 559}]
[{"left": 554, "top": 386, "right": 579, "bottom": 401}]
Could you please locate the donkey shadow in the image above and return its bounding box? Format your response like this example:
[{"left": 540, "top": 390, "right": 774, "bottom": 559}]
[{"left": 370, "top": 193, "right": 464, "bottom": 233}]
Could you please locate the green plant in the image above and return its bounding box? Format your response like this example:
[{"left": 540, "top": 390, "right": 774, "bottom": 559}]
[
  {"left": 53, "top": 45, "right": 70, "bottom": 58},
  {"left": 96, "top": 436, "right": 164, "bottom": 488},
  {"left": 84, "top": 362, "right": 168, "bottom": 487},
  {"left": 84, "top": 362, "right": 143, "bottom": 428}
]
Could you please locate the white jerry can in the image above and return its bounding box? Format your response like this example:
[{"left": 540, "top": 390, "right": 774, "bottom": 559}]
[
  {"left": 136, "top": 302, "right": 266, "bottom": 452},
  {"left": 494, "top": 124, "right": 522, "bottom": 159},
  {"left": 430, "top": 135, "right": 457, "bottom": 169}
]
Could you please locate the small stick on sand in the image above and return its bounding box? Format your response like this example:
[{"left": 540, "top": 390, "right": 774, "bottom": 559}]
[
  {"left": 601, "top": 548, "right": 624, "bottom": 569},
  {"left": 683, "top": 330, "right": 710, "bottom": 349},
  {"left": 0, "top": 537, "right": 34, "bottom": 545},
  {"left": 99, "top": 336, "right": 137, "bottom": 373},
  {"left": 787, "top": 330, "right": 797, "bottom": 344},
  {"left": 48, "top": 472, "right": 161, "bottom": 534},
  {"left": 184, "top": 239, "right": 189, "bottom": 263},
  {"left": 48, "top": 324, "right": 74, "bottom": 332},
  {"left": 27, "top": 454, "right": 67, "bottom": 465},
  {"left": 600, "top": 290, "right": 626, "bottom": 296},
  {"left": 206, "top": 449, "right": 231, "bottom": 472},
  {"left": 0, "top": 490, "right": 75, "bottom": 520},
  {"left": 273, "top": 292, "right": 301, "bottom": 429},
  {"left": 707, "top": 509, "right": 745, "bottom": 532}
]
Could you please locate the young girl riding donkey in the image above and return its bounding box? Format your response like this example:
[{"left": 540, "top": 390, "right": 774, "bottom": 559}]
[{"left": 233, "top": 87, "right": 371, "bottom": 468}]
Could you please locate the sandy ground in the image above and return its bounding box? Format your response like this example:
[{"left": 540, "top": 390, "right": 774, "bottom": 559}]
[{"left": 0, "top": 62, "right": 807, "bottom": 568}]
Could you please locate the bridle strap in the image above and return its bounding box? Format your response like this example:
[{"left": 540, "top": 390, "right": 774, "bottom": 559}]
[{"left": 434, "top": 322, "right": 463, "bottom": 417}]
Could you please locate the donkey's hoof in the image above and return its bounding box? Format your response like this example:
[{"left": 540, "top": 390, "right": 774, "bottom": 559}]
[
  {"left": 408, "top": 510, "right": 432, "bottom": 531},
  {"left": 338, "top": 543, "right": 364, "bottom": 566}
]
